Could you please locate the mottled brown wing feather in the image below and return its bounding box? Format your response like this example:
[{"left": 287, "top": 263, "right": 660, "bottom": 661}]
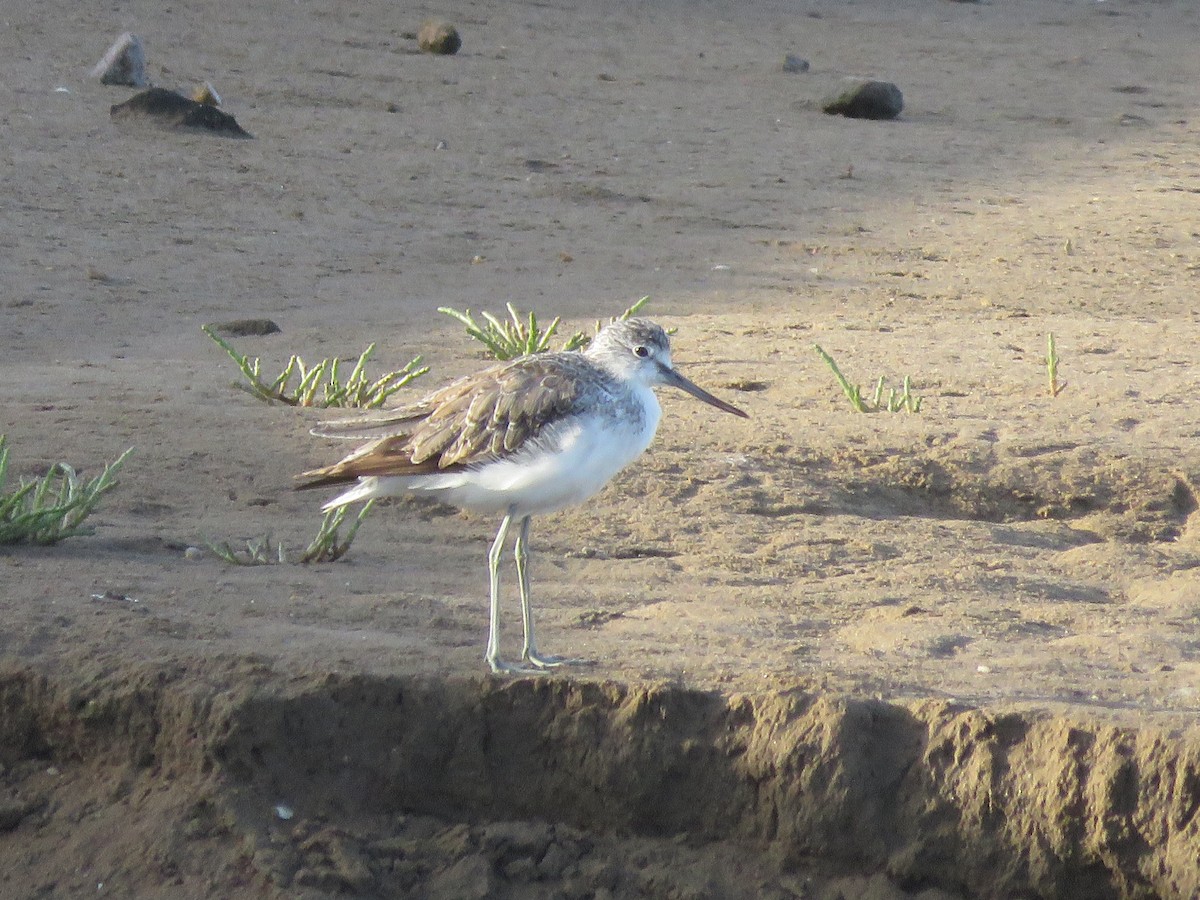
[
  {"left": 297, "top": 353, "right": 597, "bottom": 489},
  {"left": 296, "top": 435, "right": 441, "bottom": 490},
  {"left": 411, "top": 355, "right": 592, "bottom": 467}
]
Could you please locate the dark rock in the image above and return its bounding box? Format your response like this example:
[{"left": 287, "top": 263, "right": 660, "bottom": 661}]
[
  {"left": 0, "top": 805, "right": 23, "bottom": 831},
  {"left": 206, "top": 319, "right": 282, "bottom": 337},
  {"left": 822, "top": 79, "right": 904, "bottom": 120},
  {"left": 418, "top": 21, "right": 462, "bottom": 55},
  {"left": 783, "top": 54, "right": 810, "bottom": 74},
  {"left": 110, "top": 88, "right": 253, "bottom": 138},
  {"left": 0, "top": 799, "right": 34, "bottom": 832}
]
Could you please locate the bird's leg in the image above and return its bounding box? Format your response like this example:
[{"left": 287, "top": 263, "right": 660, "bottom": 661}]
[
  {"left": 486, "top": 512, "right": 542, "bottom": 675},
  {"left": 514, "top": 515, "right": 579, "bottom": 669},
  {"left": 485, "top": 513, "right": 515, "bottom": 672}
]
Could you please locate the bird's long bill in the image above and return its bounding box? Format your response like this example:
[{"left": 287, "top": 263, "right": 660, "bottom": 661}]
[{"left": 660, "top": 365, "right": 749, "bottom": 418}]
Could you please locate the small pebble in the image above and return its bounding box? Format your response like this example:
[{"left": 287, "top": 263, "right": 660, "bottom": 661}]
[
  {"left": 184, "top": 546, "right": 205, "bottom": 561},
  {"left": 783, "top": 54, "right": 810, "bottom": 74},
  {"left": 976, "top": 664, "right": 991, "bottom": 674},
  {"left": 206, "top": 318, "right": 281, "bottom": 337},
  {"left": 191, "top": 82, "right": 222, "bottom": 107}
]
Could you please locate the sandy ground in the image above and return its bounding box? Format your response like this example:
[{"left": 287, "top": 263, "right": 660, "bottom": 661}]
[{"left": 3, "top": 0, "right": 1200, "bottom": 897}]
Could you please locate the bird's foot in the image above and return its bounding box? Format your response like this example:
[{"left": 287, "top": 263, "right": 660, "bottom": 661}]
[
  {"left": 487, "top": 656, "right": 550, "bottom": 676},
  {"left": 485, "top": 652, "right": 591, "bottom": 675},
  {"left": 523, "top": 650, "right": 591, "bottom": 670}
]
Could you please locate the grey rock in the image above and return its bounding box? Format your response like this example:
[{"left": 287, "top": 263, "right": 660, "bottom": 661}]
[
  {"left": 91, "top": 32, "right": 147, "bottom": 87},
  {"left": 783, "top": 54, "right": 810, "bottom": 74}
]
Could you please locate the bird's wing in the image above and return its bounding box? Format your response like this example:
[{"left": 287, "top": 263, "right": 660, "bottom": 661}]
[
  {"left": 298, "top": 354, "right": 596, "bottom": 486},
  {"left": 411, "top": 353, "right": 593, "bottom": 467}
]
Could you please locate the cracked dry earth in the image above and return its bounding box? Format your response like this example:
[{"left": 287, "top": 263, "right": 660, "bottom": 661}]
[{"left": 4, "top": 0, "right": 1200, "bottom": 897}]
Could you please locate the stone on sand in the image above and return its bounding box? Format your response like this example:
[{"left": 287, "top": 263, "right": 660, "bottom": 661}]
[
  {"left": 783, "top": 54, "right": 810, "bottom": 74},
  {"left": 206, "top": 318, "right": 281, "bottom": 337},
  {"left": 90, "top": 32, "right": 148, "bottom": 87},
  {"left": 191, "top": 82, "right": 222, "bottom": 107},
  {"left": 110, "top": 88, "right": 252, "bottom": 138},
  {"left": 418, "top": 21, "right": 462, "bottom": 55},
  {"left": 822, "top": 78, "right": 904, "bottom": 120}
]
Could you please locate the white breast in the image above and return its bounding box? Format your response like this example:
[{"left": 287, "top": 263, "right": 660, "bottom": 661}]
[{"left": 399, "top": 383, "right": 662, "bottom": 516}]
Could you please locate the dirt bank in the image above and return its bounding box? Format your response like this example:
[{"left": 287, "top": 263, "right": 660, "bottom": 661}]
[{"left": 3, "top": 664, "right": 1198, "bottom": 898}]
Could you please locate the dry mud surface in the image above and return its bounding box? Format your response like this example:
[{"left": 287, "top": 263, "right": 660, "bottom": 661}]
[{"left": 3, "top": 1, "right": 1200, "bottom": 897}]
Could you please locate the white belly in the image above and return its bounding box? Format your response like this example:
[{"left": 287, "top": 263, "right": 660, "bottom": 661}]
[{"left": 344, "top": 388, "right": 662, "bottom": 517}]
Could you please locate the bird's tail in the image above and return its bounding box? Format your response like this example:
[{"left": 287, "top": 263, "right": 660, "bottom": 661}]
[
  {"left": 294, "top": 459, "right": 378, "bottom": 509},
  {"left": 297, "top": 475, "right": 381, "bottom": 512},
  {"left": 294, "top": 465, "right": 355, "bottom": 492}
]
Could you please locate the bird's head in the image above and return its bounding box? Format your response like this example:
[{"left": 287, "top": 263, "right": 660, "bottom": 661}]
[{"left": 586, "top": 317, "right": 748, "bottom": 418}]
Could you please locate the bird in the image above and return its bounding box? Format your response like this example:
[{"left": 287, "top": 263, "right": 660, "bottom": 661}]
[{"left": 296, "top": 317, "right": 749, "bottom": 674}]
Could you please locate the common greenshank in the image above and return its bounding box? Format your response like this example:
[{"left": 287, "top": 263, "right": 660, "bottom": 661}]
[{"left": 297, "top": 317, "right": 748, "bottom": 673}]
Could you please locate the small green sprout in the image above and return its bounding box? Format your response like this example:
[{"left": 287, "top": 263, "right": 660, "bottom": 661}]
[
  {"left": 812, "top": 345, "right": 922, "bottom": 413},
  {"left": 439, "top": 296, "right": 654, "bottom": 360},
  {"left": 207, "top": 500, "right": 375, "bottom": 566},
  {"left": 869, "top": 374, "right": 923, "bottom": 413},
  {"left": 206, "top": 534, "right": 286, "bottom": 566},
  {"left": 0, "top": 436, "right": 133, "bottom": 544},
  {"left": 299, "top": 501, "right": 375, "bottom": 563},
  {"left": 202, "top": 325, "right": 428, "bottom": 408},
  {"left": 438, "top": 303, "right": 563, "bottom": 360},
  {"left": 1046, "top": 333, "right": 1064, "bottom": 397}
]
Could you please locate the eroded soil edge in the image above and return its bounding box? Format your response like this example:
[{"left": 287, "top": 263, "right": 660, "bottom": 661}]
[{"left": 2, "top": 665, "right": 1199, "bottom": 898}]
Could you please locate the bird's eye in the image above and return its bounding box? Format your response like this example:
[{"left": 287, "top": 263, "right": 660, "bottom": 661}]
[{"left": 634, "top": 345, "right": 649, "bottom": 358}]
